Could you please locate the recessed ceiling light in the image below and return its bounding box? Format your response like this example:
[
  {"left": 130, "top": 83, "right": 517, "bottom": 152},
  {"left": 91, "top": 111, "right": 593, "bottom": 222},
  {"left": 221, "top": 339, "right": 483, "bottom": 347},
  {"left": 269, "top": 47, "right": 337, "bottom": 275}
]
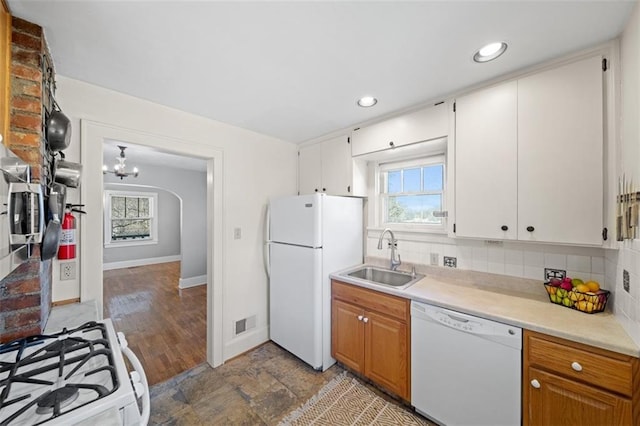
[
  {"left": 473, "top": 42, "right": 508, "bottom": 63},
  {"left": 357, "top": 96, "right": 378, "bottom": 107}
]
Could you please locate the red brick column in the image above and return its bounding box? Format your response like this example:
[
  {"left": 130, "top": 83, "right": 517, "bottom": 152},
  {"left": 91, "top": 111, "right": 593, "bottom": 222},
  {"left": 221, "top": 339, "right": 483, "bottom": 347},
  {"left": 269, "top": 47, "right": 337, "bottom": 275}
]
[{"left": 0, "top": 16, "right": 53, "bottom": 343}]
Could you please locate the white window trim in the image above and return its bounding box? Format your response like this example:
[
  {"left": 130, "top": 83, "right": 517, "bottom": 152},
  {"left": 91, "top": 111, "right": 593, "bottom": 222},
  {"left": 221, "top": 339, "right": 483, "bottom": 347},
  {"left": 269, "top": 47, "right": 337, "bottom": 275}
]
[
  {"left": 374, "top": 154, "right": 448, "bottom": 234},
  {"left": 103, "top": 190, "right": 159, "bottom": 248}
]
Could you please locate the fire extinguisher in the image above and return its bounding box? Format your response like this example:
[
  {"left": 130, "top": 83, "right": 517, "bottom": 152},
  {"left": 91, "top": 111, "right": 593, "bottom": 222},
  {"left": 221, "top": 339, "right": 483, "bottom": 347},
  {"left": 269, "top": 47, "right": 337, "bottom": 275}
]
[{"left": 58, "top": 204, "right": 85, "bottom": 260}]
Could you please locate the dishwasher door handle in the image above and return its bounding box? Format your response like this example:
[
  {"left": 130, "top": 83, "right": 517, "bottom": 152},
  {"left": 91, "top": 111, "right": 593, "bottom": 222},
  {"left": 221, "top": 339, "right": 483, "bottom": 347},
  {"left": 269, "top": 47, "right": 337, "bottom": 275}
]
[{"left": 446, "top": 314, "right": 470, "bottom": 323}]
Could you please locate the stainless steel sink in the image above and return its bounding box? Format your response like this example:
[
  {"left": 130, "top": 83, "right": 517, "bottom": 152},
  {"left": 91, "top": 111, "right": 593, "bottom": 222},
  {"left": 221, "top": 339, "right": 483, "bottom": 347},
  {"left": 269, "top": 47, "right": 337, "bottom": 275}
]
[{"left": 343, "top": 266, "right": 424, "bottom": 290}]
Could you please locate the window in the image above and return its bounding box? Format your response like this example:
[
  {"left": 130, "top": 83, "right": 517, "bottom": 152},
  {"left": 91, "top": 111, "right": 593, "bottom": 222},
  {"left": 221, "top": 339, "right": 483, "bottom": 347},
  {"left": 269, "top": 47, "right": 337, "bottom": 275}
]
[
  {"left": 104, "top": 191, "right": 158, "bottom": 246},
  {"left": 379, "top": 155, "right": 445, "bottom": 229}
]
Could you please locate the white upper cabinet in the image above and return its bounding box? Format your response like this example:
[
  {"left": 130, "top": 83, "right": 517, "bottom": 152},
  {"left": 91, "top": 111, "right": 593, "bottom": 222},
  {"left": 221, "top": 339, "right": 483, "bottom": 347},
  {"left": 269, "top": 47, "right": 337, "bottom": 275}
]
[
  {"left": 298, "top": 142, "right": 323, "bottom": 195},
  {"left": 517, "top": 55, "right": 603, "bottom": 245},
  {"left": 351, "top": 103, "right": 448, "bottom": 157},
  {"left": 455, "top": 81, "right": 518, "bottom": 240},
  {"left": 298, "top": 135, "right": 354, "bottom": 196},
  {"left": 454, "top": 55, "right": 604, "bottom": 246}
]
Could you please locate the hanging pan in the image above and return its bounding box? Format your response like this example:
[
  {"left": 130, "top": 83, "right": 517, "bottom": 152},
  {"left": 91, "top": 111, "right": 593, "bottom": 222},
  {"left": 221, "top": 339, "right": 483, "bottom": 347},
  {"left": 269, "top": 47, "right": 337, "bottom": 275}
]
[
  {"left": 46, "top": 100, "right": 71, "bottom": 152},
  {"left": 41, "top": 193, "right": 61, "bottom": 261}
]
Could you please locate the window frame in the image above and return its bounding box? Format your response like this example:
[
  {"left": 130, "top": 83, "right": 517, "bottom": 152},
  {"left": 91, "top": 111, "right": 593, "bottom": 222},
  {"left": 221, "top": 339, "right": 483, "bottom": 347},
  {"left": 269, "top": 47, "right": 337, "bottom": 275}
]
[
  {"left": 376, "top": 154, "right": 447, "bottom": 232},
  {"left": 103, "top": 190, "right": 159, "bottom": 248}
]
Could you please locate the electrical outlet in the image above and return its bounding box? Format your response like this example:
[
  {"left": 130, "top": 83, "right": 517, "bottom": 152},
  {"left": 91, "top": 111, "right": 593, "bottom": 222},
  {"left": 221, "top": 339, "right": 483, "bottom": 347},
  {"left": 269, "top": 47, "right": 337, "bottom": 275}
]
[
  {"left": 234, "top": 227, "right": 242, "bottom": 240},
  {"left": 623, "top": 269, "right": 630, "bottom": 293},
  {"left": 60, "top": 262, "right": 76, "bottom": 281},
  {"left": 430, "top": 253, "right": 439, "bottom": 266},
  {"left": 443, "top": 256, "right": 457, "bottom": 268},
  {"left": 544, "top": 268, "right": 566, "bottom": 282}
]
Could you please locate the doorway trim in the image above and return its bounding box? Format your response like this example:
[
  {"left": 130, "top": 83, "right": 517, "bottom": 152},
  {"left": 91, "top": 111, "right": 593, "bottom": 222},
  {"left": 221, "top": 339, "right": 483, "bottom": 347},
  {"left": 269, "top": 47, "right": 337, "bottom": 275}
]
[{"left": 80, "top": 120, "right": 224, "bottom": 367}]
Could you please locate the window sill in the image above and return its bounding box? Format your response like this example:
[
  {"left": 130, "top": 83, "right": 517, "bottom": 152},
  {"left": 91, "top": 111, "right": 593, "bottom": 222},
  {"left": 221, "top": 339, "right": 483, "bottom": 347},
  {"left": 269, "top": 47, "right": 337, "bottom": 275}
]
[
  {"left": 104, "top": 239, "right": 158, "bottom": 249},
  {"left": 366, "top": 226, "right": 450, "bottom": 243}
]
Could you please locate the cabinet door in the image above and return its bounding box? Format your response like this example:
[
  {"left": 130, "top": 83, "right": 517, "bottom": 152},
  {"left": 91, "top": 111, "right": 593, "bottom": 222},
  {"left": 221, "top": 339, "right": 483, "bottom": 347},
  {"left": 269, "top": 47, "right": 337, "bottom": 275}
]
[
  {"left": 455, "top": 81, "right": 518, "bottom": 240},
  {"left": 351, "top": 103, "right": 448, "bottom": 156},
  {"left": 321, "top": 135, "right": 351, "bottom": 196},
  {"left": 298, "top": 143, "right": 322, "bottom": 194},
  {"left": 331, "top": 299, "right": 364, "bottom": 373},
  {"left": 526, "top": 367, "right": 632, "bottom": 426},
  {"left": 364, "top": 310, "right": 409, "bottom": 400},
  {"left": 518, "top": 55, "right": 603, "bottom": 245}
]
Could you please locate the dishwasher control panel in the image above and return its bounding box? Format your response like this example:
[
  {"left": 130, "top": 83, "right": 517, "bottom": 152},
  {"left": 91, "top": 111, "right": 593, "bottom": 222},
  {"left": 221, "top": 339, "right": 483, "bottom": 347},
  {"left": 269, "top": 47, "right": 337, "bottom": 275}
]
[{"left": 411, "top": 301, "right": 522, "bottom": 350}]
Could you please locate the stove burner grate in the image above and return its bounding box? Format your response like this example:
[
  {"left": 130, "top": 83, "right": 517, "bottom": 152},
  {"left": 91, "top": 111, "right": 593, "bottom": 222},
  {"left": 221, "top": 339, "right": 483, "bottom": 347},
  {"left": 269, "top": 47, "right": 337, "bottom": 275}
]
[
  {"left": 35, "top": 385, "right": 79, "bottom": 415},
  {"left": 0, "top": 321, "right": 120, "bottom": 425}
]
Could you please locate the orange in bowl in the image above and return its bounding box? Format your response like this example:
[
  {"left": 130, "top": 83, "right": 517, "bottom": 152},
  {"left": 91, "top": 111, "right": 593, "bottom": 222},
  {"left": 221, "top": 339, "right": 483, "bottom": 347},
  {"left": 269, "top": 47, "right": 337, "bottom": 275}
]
[
  {"left": 575, "top": 284, "right": 590, "bottom": 293},
  {"left": 585, "top": 281, "right": 600, "bottom": 292}
]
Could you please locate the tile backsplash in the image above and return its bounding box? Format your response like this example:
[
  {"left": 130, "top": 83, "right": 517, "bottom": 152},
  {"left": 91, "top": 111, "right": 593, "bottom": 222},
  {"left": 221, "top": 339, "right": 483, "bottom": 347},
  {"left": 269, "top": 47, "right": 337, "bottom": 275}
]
[
  {"left": 368, "top": 232, "right": 640, "bottom": 347},
  {"left": 607, "top": 241, "right": 640, "bottom": 346},
  {"left": 366, "top": 235, "right": 606, "bottom": 285}
]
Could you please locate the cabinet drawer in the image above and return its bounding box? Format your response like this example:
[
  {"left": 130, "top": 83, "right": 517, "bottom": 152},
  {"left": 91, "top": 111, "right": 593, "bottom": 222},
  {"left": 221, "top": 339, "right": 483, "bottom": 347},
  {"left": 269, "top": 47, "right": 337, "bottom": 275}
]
[
  {"left": 332, "top": 280, "right": 409, "bottom": 322},
  {"left": 526, "top": 332, "right": 634, "bottom": 396}
]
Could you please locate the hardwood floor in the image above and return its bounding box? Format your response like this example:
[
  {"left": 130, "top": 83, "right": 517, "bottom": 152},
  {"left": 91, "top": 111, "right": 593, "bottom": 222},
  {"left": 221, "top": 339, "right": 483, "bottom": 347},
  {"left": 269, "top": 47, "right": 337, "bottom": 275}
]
[{"left": 103, "top": 261, "right": 206, "bottom": 386}]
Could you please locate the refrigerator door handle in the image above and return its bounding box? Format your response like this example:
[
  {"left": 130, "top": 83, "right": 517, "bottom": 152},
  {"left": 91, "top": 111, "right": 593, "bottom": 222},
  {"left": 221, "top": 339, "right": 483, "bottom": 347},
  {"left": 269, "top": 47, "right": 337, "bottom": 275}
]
[{"left": 264, "top": 203, "right": 271, "bottom": 278}]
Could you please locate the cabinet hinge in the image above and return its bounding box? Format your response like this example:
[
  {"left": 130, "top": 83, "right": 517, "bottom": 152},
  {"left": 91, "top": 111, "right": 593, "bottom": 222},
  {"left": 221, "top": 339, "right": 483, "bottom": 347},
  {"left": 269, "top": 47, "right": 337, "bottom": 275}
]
[
  {"left": 453, "top": 102, "right": 456, "bottom": 112},
  {"left": 347, "top": 137, "right": 350, "bottom": 144},
  {"left": 602, "top": 227, "right": 608, "bottom": 241},
  {"left": 453, "top": 223, "right": 456, "bottom": 233},
  {"left": 347, "top": 185, "right": 351, "bottom": 193},
  {"left": 602, "top": 58, "right": 608, "bottom": 72}
]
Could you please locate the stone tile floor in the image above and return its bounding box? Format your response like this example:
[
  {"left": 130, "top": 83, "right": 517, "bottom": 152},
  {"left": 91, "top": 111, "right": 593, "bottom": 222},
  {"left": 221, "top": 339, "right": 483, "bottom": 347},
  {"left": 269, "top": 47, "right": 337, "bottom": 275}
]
[{"left": 149, "top": 341, "right": 426, "bottom": 425}]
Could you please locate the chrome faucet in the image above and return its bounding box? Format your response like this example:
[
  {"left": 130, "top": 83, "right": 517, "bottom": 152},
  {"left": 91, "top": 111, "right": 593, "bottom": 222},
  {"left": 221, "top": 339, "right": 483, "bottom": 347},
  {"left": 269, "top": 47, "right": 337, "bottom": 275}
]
[{"left": 377, "top": 228, "right": 401, "bottom": 271}]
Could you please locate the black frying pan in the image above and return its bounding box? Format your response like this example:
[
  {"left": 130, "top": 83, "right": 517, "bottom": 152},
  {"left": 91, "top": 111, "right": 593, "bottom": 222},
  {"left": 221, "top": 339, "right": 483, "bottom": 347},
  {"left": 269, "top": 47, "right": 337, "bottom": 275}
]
[
  {"left": 41, "top": 193, "right": 61, "bottom": 261},
  {"left": 46, "top": 106, "right": 71, "bottom": 152}
]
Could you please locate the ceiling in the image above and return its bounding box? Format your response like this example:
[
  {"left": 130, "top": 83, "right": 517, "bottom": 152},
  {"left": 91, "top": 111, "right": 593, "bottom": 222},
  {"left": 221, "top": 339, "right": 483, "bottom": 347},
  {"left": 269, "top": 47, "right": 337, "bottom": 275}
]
[
  {"left": 103, "top": 139, "right": 208, "bottom": 172},
  {"left": 8, "top": 1, "right": 635, "bottom": 144}
]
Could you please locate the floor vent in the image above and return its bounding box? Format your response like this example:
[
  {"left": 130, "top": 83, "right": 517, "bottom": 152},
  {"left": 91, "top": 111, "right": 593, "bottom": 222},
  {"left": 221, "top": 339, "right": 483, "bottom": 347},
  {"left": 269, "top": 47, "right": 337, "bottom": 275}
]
[{"left": 234, "top": 315, "right": 256, "bottom": 336}]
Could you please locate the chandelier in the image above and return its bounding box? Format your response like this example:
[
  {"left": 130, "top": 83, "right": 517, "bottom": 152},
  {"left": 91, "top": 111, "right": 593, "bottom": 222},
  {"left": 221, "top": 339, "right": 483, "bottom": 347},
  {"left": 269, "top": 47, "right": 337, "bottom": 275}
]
[{"left": 103, "top": 145, "right": 139, "bottom": 179}]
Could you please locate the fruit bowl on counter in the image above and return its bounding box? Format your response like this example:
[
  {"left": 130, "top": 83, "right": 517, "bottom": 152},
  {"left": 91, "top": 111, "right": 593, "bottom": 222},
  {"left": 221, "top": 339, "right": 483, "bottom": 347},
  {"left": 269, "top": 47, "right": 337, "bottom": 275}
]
[{"left": 544, "top": 277, "right": 609, "bottom": 314}]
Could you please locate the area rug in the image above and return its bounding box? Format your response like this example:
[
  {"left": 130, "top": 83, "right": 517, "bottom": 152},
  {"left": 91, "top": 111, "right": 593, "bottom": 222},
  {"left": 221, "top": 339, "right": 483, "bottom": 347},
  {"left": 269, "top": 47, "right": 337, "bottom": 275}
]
[{"left": 279, "top": 373, "right": 429, "bottom": 426}]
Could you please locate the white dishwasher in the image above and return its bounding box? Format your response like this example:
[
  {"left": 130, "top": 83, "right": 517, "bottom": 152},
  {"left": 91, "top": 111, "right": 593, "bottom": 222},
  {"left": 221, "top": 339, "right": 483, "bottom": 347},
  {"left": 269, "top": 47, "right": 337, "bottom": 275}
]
[{"left": 411, "top": 301, "right": 522, "bottom": 426}]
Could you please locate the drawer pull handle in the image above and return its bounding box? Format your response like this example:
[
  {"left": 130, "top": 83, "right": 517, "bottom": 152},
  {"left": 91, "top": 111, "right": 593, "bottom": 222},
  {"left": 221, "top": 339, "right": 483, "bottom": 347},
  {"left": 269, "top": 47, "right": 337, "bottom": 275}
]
[
  {"left": 571, "top": 362, "right": 583, "bottom": 372},
  {"left": 357, "top": 315, "right": 363, "bottom": 321},
  {"left": 363, "top": 317, "right": 369, "bottom": 323},
  {"left": 530, "top": 379, "right": 541, "bottom": 389}
]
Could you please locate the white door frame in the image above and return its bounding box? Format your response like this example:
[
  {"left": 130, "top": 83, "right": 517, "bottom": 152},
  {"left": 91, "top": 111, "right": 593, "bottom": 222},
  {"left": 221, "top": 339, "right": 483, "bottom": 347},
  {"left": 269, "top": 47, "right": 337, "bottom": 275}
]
[{"left": 80, "top": 120, "right": 224, "bottom": 367}]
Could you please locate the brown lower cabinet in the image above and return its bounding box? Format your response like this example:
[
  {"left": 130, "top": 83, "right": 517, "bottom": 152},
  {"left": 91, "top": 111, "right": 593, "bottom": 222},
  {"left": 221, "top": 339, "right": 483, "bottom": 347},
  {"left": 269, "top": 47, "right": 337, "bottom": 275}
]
[
  {"left": 523, "top": 330, "right": 640, "bottom": 426},
  {"left": 331, "top": 280, "right": 410, "bottom": 400}
]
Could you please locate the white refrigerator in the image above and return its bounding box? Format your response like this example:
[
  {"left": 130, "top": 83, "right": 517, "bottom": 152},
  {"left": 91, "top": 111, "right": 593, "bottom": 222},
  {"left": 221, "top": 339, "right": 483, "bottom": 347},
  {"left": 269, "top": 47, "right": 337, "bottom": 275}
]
[{"left": 266, "top": 193, "right": 363, "bottom": 371}]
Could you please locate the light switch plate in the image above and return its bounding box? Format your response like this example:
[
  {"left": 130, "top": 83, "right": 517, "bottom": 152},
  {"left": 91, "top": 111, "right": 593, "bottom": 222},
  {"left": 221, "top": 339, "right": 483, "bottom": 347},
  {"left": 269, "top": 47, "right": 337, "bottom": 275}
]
[
  {"left": 430, "top": 253, "right": 439, "bottom": 266},
  {"left": 234, "top": 228, "right": 242, "bottom": 239}
]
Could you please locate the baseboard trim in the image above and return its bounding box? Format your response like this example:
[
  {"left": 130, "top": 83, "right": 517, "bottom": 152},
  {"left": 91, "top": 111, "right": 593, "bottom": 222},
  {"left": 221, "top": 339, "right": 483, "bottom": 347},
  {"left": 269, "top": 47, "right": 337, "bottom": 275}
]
[
  {"left": 52, "top": 298, "right": 81, "bottom": 307},
  {"left": 103, "top": 255, "right": 181, "bottom": 271},
  {"left": 178, "top": 275, "right": 207, "bottom": 289},
  {"left": 223, "top": 325, "right": 269, "bottom": 361}
]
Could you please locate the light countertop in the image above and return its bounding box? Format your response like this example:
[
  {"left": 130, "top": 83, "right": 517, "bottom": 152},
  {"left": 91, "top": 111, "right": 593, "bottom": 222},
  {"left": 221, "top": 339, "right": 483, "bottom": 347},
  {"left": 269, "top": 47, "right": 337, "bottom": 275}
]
[
  {"left": 331, "top": 260, "right": 640, "bottom": 358},
  {"left": 44, "top": 300, "right": 99, "bottom": 334}
]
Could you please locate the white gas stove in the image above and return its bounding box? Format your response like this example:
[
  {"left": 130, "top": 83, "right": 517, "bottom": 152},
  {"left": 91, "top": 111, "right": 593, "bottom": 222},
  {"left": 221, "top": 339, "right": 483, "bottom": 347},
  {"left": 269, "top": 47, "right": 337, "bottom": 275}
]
[{"left": 0, "top": 319, "right": 149, "bottom": 425}]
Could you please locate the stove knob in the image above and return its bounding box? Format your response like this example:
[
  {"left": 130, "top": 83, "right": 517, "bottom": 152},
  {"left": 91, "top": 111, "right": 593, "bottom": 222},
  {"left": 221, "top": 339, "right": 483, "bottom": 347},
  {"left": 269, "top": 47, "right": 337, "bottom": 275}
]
[
  {"left": 133, "top": 381, "right": 146, "bottom": 398},
  {"left": 117, "top": 332, "right": 129, "bottom": 349}
]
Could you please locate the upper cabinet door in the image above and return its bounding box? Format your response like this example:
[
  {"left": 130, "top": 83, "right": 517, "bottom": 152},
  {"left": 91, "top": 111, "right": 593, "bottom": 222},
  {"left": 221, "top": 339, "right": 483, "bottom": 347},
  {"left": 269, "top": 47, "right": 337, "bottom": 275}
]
[
  {"left": 298, "top": 143, "right": 323, "bottom": 195},
  {"left": 321, "top": 135, "right": 351, "bottom": 196},
  {"left": 455, "top": 81, "right": 518, "bottom": 240},
  {"left": 351, "top": 103, "right": 448, "bottom": 157},
  {"left": 518, "top": 55, "right": 603, "bottom": 245}
]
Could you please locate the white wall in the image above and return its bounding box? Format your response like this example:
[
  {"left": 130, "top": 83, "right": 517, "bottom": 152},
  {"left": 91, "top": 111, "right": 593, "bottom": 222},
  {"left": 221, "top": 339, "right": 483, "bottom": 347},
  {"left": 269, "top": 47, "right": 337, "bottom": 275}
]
[
  {"left": 54, "top": 75, "right": 297, "bottom": 360},
  {"left": 611, "top": 0, "right": 640, "bottom": 346}
]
